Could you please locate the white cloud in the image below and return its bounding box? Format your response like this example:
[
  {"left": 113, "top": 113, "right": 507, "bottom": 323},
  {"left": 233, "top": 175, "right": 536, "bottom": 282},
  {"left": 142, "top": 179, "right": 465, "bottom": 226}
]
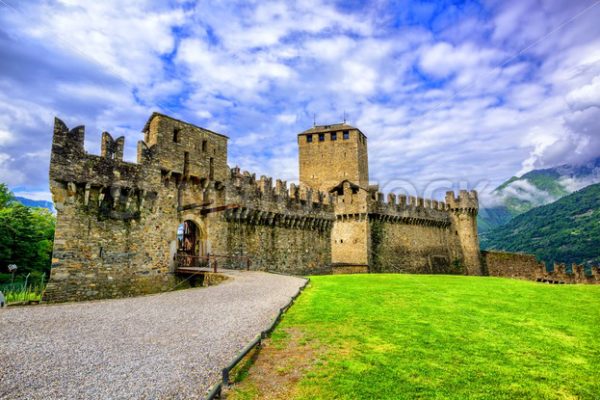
[
  {"left": 566, "top": 75, "right": 600, "bottom": 111},
  {"left": 0, "top": 153, "right": 25, "bottom": 186},
  {"left": 0, "top": 129, "right": 14, "bottom": 146},
  {"left": 277, "top": 114, "right": 297, "bottom": 124}
]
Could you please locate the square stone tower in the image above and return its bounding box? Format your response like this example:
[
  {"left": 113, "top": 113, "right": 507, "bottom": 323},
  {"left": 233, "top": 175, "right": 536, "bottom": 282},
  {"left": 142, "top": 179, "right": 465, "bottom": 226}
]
[
  {"left": 298, "top": 123, "right": 371, "bottom": 273},
  {"left": 298, "top": 123, "right": 369, "bottom": 192}
]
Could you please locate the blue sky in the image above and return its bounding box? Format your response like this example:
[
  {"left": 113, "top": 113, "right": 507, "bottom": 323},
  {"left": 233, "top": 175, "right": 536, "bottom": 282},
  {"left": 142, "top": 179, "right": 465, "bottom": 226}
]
[{"left": 0, "top": 0, "right": 599, "bottom": 205}]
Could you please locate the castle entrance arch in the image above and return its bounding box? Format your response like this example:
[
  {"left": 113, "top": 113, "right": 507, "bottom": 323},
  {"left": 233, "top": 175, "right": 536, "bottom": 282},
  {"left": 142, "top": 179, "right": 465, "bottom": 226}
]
[{"left": 176, "top": 219, "right": 207, "bottom": 268}]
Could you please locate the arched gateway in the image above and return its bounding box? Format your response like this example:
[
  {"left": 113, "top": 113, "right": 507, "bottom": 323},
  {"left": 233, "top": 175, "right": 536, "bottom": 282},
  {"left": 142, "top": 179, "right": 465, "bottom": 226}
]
[{"left": 175, "top": 219, "right": 207, "bottom": 269}]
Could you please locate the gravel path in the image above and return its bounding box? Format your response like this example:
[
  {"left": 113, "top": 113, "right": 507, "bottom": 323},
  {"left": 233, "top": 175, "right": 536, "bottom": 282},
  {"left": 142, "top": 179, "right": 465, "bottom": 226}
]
[{"left": 0, "top": 270, "right": 306, "bottom": 399}]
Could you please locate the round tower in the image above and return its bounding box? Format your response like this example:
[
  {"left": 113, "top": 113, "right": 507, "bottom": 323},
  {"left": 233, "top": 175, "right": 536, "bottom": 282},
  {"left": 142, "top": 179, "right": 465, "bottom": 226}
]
[{"left": 445, "top": 190, "right": 482, "bottom": 275}]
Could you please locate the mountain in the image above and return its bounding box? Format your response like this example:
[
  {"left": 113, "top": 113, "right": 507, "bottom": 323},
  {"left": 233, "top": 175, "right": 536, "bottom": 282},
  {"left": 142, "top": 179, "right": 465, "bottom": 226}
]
[
  {"left": 480, "top": 183, "right": 600, "bottom": 266},
  {"left": 478, "top": 156, "right": 600, "bottom": 232},
  {"left": 14, "top": 196, "right": 55, "bottom": 212}
]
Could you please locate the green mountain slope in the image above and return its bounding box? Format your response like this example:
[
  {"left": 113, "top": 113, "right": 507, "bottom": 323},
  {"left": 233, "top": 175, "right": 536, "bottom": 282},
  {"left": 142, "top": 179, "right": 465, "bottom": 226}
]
[
  {"left": 15, "top": 196, "right": 55, "bottom": 212},
  {"left": 478, "top": 157, "right": 600, "bottom": 232},
  {"left": 480, "top": 183, "right": 600, "bottom": 265}
]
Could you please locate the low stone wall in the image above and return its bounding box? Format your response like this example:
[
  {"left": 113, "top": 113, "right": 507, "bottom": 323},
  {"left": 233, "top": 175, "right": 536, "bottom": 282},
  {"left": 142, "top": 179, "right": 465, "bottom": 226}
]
[
  {"left": 540, "top": 263, "right": 600, "bottom": 284},
  {"left": 482, "top": 251, "right": 600, "bottom": 284},
  {"left": 482, "top": 251, "right": 544, "bottom": 280}
]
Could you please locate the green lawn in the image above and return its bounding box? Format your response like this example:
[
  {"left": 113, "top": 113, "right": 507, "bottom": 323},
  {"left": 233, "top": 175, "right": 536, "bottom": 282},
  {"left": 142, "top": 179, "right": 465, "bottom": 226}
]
[{"left": 230, "top": 274, "right": 600, "bottom": 399}]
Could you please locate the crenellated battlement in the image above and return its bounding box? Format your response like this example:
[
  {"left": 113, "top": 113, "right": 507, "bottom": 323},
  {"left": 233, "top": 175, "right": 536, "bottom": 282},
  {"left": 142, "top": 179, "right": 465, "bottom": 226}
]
[
  {"left": 225, "top": 167, "right": 335, "bottom": 229},
  {"left": 539, "top": 262, "right": 600, "bottom": 284},
  {"left": 50, "top": 118, "right": 161, "bottom": 192},
  {"left": 51, "top": 180, "right": 158, "bottom": 220},
  {"left": 445, "top": 190, "right": 479, "bottom": 214},
  {"left": 366, "top": 191, "right": 451, "bottom": 227}
]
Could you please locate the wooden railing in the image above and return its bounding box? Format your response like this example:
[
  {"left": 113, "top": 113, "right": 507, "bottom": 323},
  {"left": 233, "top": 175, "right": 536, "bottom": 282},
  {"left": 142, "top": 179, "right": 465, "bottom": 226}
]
[{"left": 175, "top": 254, "right": 252, "bottom": 273}]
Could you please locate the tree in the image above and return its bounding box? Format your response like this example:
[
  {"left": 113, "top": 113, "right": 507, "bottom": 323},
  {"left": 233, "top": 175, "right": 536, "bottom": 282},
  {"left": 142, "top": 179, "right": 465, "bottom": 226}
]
[
  {"left": 0, "top": 183, "right": 14, "bottom": 208},
  {"left": 0, "top": 184, "right": 55, "bottom": 283}
]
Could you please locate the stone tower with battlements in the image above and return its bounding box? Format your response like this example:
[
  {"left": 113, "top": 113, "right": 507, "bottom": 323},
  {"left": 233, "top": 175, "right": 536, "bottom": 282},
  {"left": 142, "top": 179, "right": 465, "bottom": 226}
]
[
  {"left": 445, "top": 190, "right": 481, "bottom": 275},
  {"left": 298, "top": 123, "right": 369, "bottom": 193}
]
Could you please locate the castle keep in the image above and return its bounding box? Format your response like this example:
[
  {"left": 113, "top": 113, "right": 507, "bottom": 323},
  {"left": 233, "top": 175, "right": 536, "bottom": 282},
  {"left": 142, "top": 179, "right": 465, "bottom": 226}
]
[{"left": 45, "top": 113, "right": 482, "bottom": 302}]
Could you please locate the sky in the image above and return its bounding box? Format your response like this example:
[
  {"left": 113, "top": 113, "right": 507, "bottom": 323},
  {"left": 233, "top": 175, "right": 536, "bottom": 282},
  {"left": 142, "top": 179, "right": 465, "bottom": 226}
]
[{"left": 0, "top": 0, "right": 599, "bottom": 205}]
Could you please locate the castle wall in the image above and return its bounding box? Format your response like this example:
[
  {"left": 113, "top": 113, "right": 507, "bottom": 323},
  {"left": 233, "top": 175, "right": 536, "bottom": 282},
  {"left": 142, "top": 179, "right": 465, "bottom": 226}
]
[
  {"left": 217, "top": 220, "right": 331, "bottom": 275},
  {"left": 366, "top": 193, "right": 463, "bottom": 273},
  {"left": 370, "top": 220, "right": 462, "bottom": 274},
  {"left": 44, "top": 179, "right": 184, "bottom": 302},
  {"left": 208, "top": 168, "right": 334, "bottom": 275}
]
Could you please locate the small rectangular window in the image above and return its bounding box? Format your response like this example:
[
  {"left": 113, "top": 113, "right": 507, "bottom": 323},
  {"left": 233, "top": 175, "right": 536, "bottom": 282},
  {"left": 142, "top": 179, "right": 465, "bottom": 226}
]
[
  {"left": 319, "top": 133, "right": 325, "bottom": 142},
  {"left": 343, "top": 130, "right": 349, "bottom": 140},
  {"left": 331, "top": 132, "right": 337, "bottom": 141},
  {"left": 306, "top": 135, "right": 313, "bottom": 143},
  {"left": 173, "top": 128, "right": 181, "bottom": 143},
  {"left": 202, "top": 140, "right": 207, "bottom": 152}
]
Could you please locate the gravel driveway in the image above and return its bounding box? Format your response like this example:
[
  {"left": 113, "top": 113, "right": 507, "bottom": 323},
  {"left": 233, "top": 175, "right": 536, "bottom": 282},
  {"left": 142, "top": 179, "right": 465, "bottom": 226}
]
[{"left": 0, "top": 270, "right": 306, "bottom": 399}]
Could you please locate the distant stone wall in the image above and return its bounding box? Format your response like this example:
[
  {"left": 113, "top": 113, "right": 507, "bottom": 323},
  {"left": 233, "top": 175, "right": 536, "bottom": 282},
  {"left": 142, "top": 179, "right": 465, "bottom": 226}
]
[
  {"left": 482, "top": 251, "right": 544, "bottom": 280},
  {"left": 482, "top": 251, "right": 600, "bottom": 284},
  {"left": 539, "top": 263, "right": 600, "bottom": 284}
]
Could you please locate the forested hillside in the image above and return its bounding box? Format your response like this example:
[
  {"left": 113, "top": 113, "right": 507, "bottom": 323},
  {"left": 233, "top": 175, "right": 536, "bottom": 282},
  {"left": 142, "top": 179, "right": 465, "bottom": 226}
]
[
  {"left": 481, "top": 183, "right": 600, "bottom": 265},
  {"left": 478, "top": 157, "right": 600, "bottom": 232}
]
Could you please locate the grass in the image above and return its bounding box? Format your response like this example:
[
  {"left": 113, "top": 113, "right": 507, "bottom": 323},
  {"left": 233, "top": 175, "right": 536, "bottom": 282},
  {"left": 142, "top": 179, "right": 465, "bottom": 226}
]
[
  {"left": 0, "top": 281, "right": 44, "bottom": 304},
  {"left": 229, "top": 274, "right": 600, "bottom": 399}
]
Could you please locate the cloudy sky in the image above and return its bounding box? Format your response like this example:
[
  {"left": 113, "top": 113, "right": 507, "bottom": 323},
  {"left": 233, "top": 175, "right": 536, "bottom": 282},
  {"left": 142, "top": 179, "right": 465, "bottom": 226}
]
[{"left": 1, "top": 0, "right": 599, "bottom": 204}]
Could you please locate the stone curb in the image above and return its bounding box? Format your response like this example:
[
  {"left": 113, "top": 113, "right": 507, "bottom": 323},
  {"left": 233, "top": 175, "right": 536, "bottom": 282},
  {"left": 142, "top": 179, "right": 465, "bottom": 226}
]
[{"left": 204, "top": 276, "right": 310, "bottom": 400}]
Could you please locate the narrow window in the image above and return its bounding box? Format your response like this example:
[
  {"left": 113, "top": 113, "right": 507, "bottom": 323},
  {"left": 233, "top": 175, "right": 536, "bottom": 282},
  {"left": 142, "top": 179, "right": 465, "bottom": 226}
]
[
  {"left": 318, "top": 133, "right": 325, "bottom": 142},
  {"left": 209, "top": 157, "right": 214, "bottom": 180},
  {"left": 343, "top": 130, "right": 349, "bottom": 140},
  {"left": 331, "top": 132, "right": 337, "bottom": 141},
  {"left": 183, "top": 152, "right": 190, "bottom": 176},
  {"left": 306, "top": 135, "right": 313, "bottom": 143},
  {"left": 202, "top": 139, "right": 207, "bottom": 152},
  {"left": 173, "top": 128, "right": 181, "bottom": 143}
]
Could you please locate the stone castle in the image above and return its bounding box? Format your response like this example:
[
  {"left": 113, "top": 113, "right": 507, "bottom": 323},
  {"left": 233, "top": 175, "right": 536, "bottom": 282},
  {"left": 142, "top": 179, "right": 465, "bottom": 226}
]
[{"left": 44, "top": 113, "right": 483, "bottom": 302}]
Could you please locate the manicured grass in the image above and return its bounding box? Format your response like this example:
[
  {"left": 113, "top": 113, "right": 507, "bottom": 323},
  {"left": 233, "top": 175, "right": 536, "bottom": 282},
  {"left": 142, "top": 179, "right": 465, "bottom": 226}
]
[{"left": 230, "top": 275, "right": 600, "bottom": 399}]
